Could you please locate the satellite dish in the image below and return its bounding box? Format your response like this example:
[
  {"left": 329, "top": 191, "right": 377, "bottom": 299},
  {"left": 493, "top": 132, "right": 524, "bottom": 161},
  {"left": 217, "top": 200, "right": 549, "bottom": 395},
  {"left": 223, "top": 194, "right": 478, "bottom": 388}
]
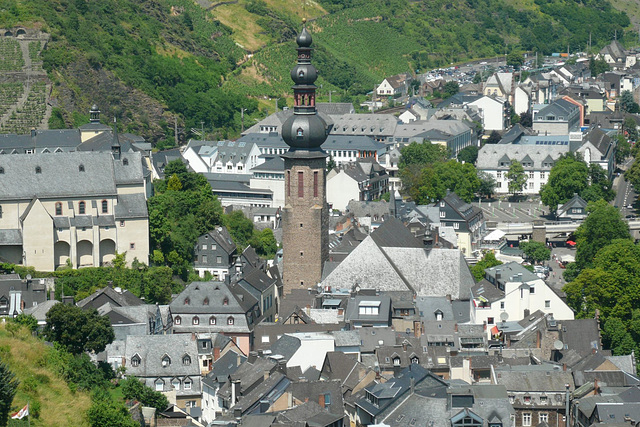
[
  {"left": 554, "top": 340, "right": 564, "bottom": 351},
  {"left": 26, "top": 274, "right": 32, "bottom": 281},
  {"left": 500, "top": 312, "right": 509, "bottom": 322}
]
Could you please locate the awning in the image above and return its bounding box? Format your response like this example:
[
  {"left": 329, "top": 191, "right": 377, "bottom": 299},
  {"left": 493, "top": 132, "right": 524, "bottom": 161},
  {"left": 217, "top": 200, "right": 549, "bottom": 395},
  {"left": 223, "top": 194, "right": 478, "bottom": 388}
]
[
  {"left": 490, "top": 325, "right": 500, "bottom": 336},
  {"left": 483, "top": 229, "right": 506, "bottom": 241},
  {"left": 561, "top": 254, "right": 575, "bottom": 263}
]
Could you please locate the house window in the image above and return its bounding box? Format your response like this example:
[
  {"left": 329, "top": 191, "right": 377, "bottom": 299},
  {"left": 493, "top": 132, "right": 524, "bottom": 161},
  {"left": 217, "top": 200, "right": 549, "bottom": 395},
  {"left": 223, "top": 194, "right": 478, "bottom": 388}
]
[
  {"left": 101, "top": 200, "right": 108, "bottom": 213},
  {"left": 523, "top": 413, "right": 532, "bottom": 426},
  {"left": 524, "top": 395, "right": 532, "bottom": 404},
  {"left": 440, "top": 211, "right": 446, "bottom": 218},
  {"left": 216, "top": 256, "right": 222, "bottom": 264},
  {"left": 55, "top": 202, "right": 63, "bottom": 216},
  {"left": 324, "top": 393, "right": 331, "bottom": 406},
  {"left": 155, "top": 380, "right": 164, "bottom": 392},
  {"left": 500, "top": 302, "right": 505, "bottom": 309},
  {"left": 228, "top": 316, "right": 234, "bottom": 325},
  {"left": 202, "top": 255, "right": 207, "bottom": 264},
  {"left": 209, "top": 316, "right": 216, "bottom": 325},
  {"left": 262, "top": 335, "right": 270, "bottom": 343},
  {"left": 131, "top": 355, "right": 140, "bottom": 367},
  {"left": 120, "top": 220, "right": 125, "bottom": 227},
  {"left": 453, "top": 222, "right": 459, "bottom": 230},
  {"left": 545, "top": 300, "right": 551, "bottom": 308},
  {"left": 130, "top": 242, "right": 135, "bottom": 250},
  {"left": 192, "top": 316, "right": 199, "bottom": 325},
  {"left": 393, "top": 357, "right": 401, "bottom": 366},
  {"left": 488, "top": 317, "right": 494, "bottom": 325},
  {"left": 171, "top": 379, "right": 181, "bottom": 390},
  {"left": 539, "top": 413, "right": 548, "bottom": 423},
  {"left": 540, "top": 172, "right": 546, "bottom": 179},
  {"left": 183, "top": 355, "right": 191, "bottom": 365},
  {"left": 298, "top": 171, "right": 304, "bottom": 198},
  {"left": 175, "top": 316, "right": 181, "bottom": 325},
  {"left": 184, "top": 379, "right": 192, "bottom": 390},
  {"left": 540, "top": 395, "right": 548, "bottom": 404},
  {"left": 123, "top": 158, "right": 129, "bottom": 166},
  {"left": 529, "top": 172, "right": 534, "bottom": 179},
  {"left": 78, "top": 201, "right": 86, "bottom": 215},
  {"left": 497, "top": 171, "right": 502, "bottom": 179}
]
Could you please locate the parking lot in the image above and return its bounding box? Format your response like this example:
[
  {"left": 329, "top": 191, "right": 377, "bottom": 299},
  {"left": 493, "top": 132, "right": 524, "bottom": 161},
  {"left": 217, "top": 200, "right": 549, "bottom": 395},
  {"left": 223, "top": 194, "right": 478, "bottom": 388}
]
[{"left": 473, "top": 199, "right": 550, "bottom": 223}]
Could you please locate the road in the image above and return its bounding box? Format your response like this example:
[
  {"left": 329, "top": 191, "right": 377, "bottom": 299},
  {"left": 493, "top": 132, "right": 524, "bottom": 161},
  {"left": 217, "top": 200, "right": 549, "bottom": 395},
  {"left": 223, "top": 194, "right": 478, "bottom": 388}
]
[{"left": 613, "top": 157, "right": 637, "bottom": 215}]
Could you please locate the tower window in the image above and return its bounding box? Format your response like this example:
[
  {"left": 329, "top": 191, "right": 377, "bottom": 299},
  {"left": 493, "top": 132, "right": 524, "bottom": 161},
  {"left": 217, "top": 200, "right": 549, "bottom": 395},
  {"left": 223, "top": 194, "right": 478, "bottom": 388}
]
[
  {"left": 287, "top": 171, "right": 290, "bottom": 197},
  {"left": 55, "top": 202, "right": 63, "bottom": 216},
  {"left": 314, "top": 171, "right": 318, "bottom": 197},
  {"left": 298, "top": 70, "right": 304, "bottom": 78},
  {"left": 298, "top": 171, "right": 304, "bottom": 198},
  {"left": 78, "top": 201, "right": 86, "bottom": 215},
  {"left": 101, "top": 200, "right": 108, "bottom": 214},
  {"left": 297, "top": 128, "right": 303, "bottom": 137}
]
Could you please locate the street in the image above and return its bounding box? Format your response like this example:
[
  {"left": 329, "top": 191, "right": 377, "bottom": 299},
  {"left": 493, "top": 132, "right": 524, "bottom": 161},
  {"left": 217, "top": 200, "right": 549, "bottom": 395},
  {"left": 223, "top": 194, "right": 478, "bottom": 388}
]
[{"left": 614, "top": 157, "right": 637, "bottom": 215}]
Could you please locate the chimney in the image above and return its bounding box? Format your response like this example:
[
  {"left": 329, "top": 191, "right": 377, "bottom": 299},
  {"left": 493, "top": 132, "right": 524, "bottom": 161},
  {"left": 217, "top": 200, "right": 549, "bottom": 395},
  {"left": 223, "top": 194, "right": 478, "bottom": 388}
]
[
  {"left": 410, "top": 377, "right": 415, "bottom": 394},
  {"left": 231, "top": 379, "right": 240, "bottom": 404},
  {"left": 248, "top": 351, "right": 258, "bottom": 364},
  {"left": 537, "top": 331, "right": 541, "bottom": 348},
  {"left": 319, "top": 393, "right": 325, "bottom": 408},
  {"left": 214, "top": 347, "right": 221, "bottom": 361},
  {"left": 278, "top": 359, "right": 287, "bottom": 376},
  {"left": 454, "top": 323, "right": 459, "bottom": 332},
  {"left": 264, "top": 369, "right": 270, "bottom": 381},
  {"left": 495, "top": 269, "right": 501, "bottom": 280},
  {"left": 237, "top": 352, "right": 242, "bottom": 367},
  {"left": 594, "top": 378, "right": 599, "bottom": 394},
  {"left": 402, "top": 342, "right": 407, "bottom": 352},
  {"left": 562, "top": 363, "right": 567, "bottom": 371},
  {"left": 191, "top": 332, "right": 196, "bottom": 341}
]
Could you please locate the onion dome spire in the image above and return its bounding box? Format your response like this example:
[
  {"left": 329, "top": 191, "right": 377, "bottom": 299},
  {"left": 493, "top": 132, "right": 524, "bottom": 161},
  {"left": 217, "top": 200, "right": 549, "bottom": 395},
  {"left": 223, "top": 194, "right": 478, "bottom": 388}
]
[{"left": 282, "top": 19, "right": 329, "bottom": 151}]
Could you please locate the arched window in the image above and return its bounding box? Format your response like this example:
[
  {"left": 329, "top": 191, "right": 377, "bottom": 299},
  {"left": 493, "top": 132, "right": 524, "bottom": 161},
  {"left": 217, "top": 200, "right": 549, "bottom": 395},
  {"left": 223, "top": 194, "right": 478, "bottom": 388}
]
[
  {"left": 192, "top": 316, "right": 199, "bottom": 325},
  {"left": 131, "top": 354, "right": 141, "bottom": 367},
  {"left": 35, "top": 166, "right": 41, "bottom": 174},
  {"left": 78, "top": 201, "right": 86, "bottom": 215},
  {"left": 227, "top": 316, "right": 234, "bottom": 325},
  {"left": 171, "top": 378, "right": 181, "bottom": 390},
  {"left": 79, "top": 164, "right": 85, "bottom": 172},
  {"left": 101, "top": 200, "right": 108, "bottom": 214},
  {"left": 393, "top": 357, "right": 401, "bottom": 366},
  {"left": 209, "top": 316, "right": 216, "bottom": 325},
  {"left": 174, "top": 315, "right": 181, "bottom": 325},
  {"left": 182, "top": 355, "right": 191, "bottom": 365},
  {"left": 297, "top": 128, "right": 303, "bottom": 137},
  {"left": 55, "top": 202, "right": 63, "bottom": 216},
  {"left": 154, "top": 379, "right": 164, "bottom": 392}
]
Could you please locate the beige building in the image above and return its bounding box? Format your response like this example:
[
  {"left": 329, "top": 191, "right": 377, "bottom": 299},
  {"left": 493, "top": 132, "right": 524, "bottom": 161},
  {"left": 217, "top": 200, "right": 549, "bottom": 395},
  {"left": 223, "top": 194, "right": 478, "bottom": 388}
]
[{"left": 0, "top": 151, "right": 149, "bottom": 270}]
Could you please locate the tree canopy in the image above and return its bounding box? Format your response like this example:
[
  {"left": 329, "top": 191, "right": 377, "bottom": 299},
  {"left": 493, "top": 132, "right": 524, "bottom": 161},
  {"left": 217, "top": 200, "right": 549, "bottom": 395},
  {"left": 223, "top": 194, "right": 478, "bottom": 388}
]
[
  {"left": 573, "top": 200, "right": 631, "bottom": 271},
  {"left": 44, "top": 303, "right": 115, "bottom": 355},
  {"left": 506, "top": 160, "right": 527, "bottom": 195},
  {"left": 540, "top": 153, "right": 614, "bottom": 212},
  {"left": 470, "top": 251, "right": 502, "bottom": 281},
  {"left": 0, "top": 359, "right": 19, "bottom": 427},
  {"left": 520, "top": 240, "right": 551, "bottom": 264},
  {"left": 457, "top": 145, "right": 478, "bottom": 164}
]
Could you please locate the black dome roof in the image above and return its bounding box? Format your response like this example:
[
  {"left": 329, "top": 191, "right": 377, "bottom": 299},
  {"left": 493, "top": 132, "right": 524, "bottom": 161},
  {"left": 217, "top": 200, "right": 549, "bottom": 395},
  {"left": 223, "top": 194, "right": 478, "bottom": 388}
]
[{"left": 297, "top": 26, "right": 312, "bottom": 48}]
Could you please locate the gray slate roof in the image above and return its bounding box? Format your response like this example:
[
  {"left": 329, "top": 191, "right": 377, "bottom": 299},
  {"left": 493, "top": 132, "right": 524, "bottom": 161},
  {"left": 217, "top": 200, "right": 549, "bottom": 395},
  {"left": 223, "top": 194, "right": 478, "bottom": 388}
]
[
  {"left": 477, "top": 143, "right": 569, "bottom": 170},
  {"left": 114, "top": 193, "right": 148, "bottom": 219}
]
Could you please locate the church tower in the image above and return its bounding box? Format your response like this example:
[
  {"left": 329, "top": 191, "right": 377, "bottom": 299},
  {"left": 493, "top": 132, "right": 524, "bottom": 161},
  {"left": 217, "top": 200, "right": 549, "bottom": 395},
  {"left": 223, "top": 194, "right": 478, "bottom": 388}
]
[{"left": 281, "top": 21, "right": 330, "bottom": 294}]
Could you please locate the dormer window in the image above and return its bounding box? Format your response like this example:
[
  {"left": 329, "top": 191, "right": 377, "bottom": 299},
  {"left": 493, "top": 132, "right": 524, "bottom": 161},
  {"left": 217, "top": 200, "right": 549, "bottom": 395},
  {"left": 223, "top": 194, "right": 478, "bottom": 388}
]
[
  {"left": 131, "top": 354, "right": 141, "bottom": 367},
  {"left": 393, "top": 357, "right": 401, "bottom": 366},
  {"left": 182, "top": 355, "right": 191, "bottom": 365},
  {"left": 227, "top": 316, "right": 234, "bottom": 325},
  {"left": 209, "top": 316, "right": 216, "bottom": 325},
  {"left": 203, "top": 297, "right": 209, "bottom": 306},
  {"left": 79, "top": 164, "right": 85, "bottom": 172},
  {"left": 174, "top": 315, "right": 181, "bottom": 325},
  {"left": 192, "top": 316, "right": 199, "bottom": 325},
  {"left": 411, "top": 356, "right": 419, "bottom": 364},
  {"left": 184, "top": 378, "right": 192, "bottom": 390},
  {"left": 35, "top": 166, "right": 41, "bottom": 174},
  {"left": 162, "top": 355, "right": 171, "bottom": 367},
  {"left": 184, "top": 297, "right": 190, "bottom": 305},
  {"left": 223, "top": 297, "right": 228, "bottom": 306}
]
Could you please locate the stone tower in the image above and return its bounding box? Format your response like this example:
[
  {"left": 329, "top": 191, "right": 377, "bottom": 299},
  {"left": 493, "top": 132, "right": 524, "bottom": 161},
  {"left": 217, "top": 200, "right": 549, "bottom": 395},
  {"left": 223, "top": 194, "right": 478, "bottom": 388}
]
[{"left": 281, "top": 21, "right": 330, "bottom": 294}]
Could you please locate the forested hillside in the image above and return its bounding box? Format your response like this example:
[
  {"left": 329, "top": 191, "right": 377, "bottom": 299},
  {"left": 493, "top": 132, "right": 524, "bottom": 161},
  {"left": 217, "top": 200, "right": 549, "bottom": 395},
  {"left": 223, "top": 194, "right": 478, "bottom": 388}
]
[{"left": 0, "top": 0, "right": 632, "bottom": 145}]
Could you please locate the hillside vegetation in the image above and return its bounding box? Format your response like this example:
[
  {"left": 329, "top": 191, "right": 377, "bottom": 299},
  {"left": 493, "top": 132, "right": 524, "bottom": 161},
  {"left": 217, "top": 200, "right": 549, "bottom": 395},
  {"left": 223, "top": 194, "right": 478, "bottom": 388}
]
[
  {"left": 0, "top": 0, "right": 632, "bottom": 145},
  {"left": 0, "top": 323, "right": 92, "bottom": 426}
]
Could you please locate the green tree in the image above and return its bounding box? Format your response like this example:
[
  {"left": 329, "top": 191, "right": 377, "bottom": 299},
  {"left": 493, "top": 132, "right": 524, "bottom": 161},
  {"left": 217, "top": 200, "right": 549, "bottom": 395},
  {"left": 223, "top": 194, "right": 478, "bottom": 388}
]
[
  {"left": 121, "top": 377, "right": 169, "bottom": 413},
  {"left": 615, "top": 135, "right": 631, "bottom": 164},
  {"left": 0, "top": 358, "right": 19, "bottom": 427},
  {"left": 540, "top": 152, "right": 589, "bottom": 211},
  {"left": 457, "top": 145, "right": 478, "bottom": 164},
  {"left": 506, "top": 160, "right": 527, "bottom": 195},
  {"left": 620, "top": 91, "right": 640, "bottom": 114},
  {"left": 224, "top": 210, "right": 255, "bottom": 249},
  {"left": 407, "top": 160, "right": 481, "bottom": 203},
  {"left": 506, "top": 51, "right": 524, "bottom": 69},
  {"left": 87, "top": 390, "right": 137, "bottom": 427},
  {"left": 44, "top": 303, "right": 115, "bottom": 355},
  {"left": 624, "top": 116, "right": 638, "bottom": 141},
  {"left": 477, "top": 171, "right": 497, "bottom": 199},
  {"left": 519, "top": 111, "right": 533, "bottom": 128},
  {"left": 520, "top": 240, "right": 551, "bottom": 264},
  {"left": 470, "top": 251, "right": 502, "bottom": 281},
  {"left": 574, "top": 201, "right": 631, "bottom": 271},
  {"left": 326, "top": 155, "right": 337, "bottom": 172},
  {"left": 443, "top": 81, "right": 460, "bottom": 98},
  {"left": 603, "top": 317, "right": 636, "bottom": 355},
  {"left": 589, "top": 57, "right": 610, "bottom": 77},
  {"left": 142, "top": 267, "right": 174, "bottom": 304},
  {"left": 12, "top": 313, "right": 38, "bottom": 333},
  {"left": 485, "top": 130, "right": 501, "bottom": 144},
  {"left": 167, "top": 174, "right": 183, "bottom": 191},
  {"left": 399, "top": 142, "right": 449, "bottom": 169}
]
